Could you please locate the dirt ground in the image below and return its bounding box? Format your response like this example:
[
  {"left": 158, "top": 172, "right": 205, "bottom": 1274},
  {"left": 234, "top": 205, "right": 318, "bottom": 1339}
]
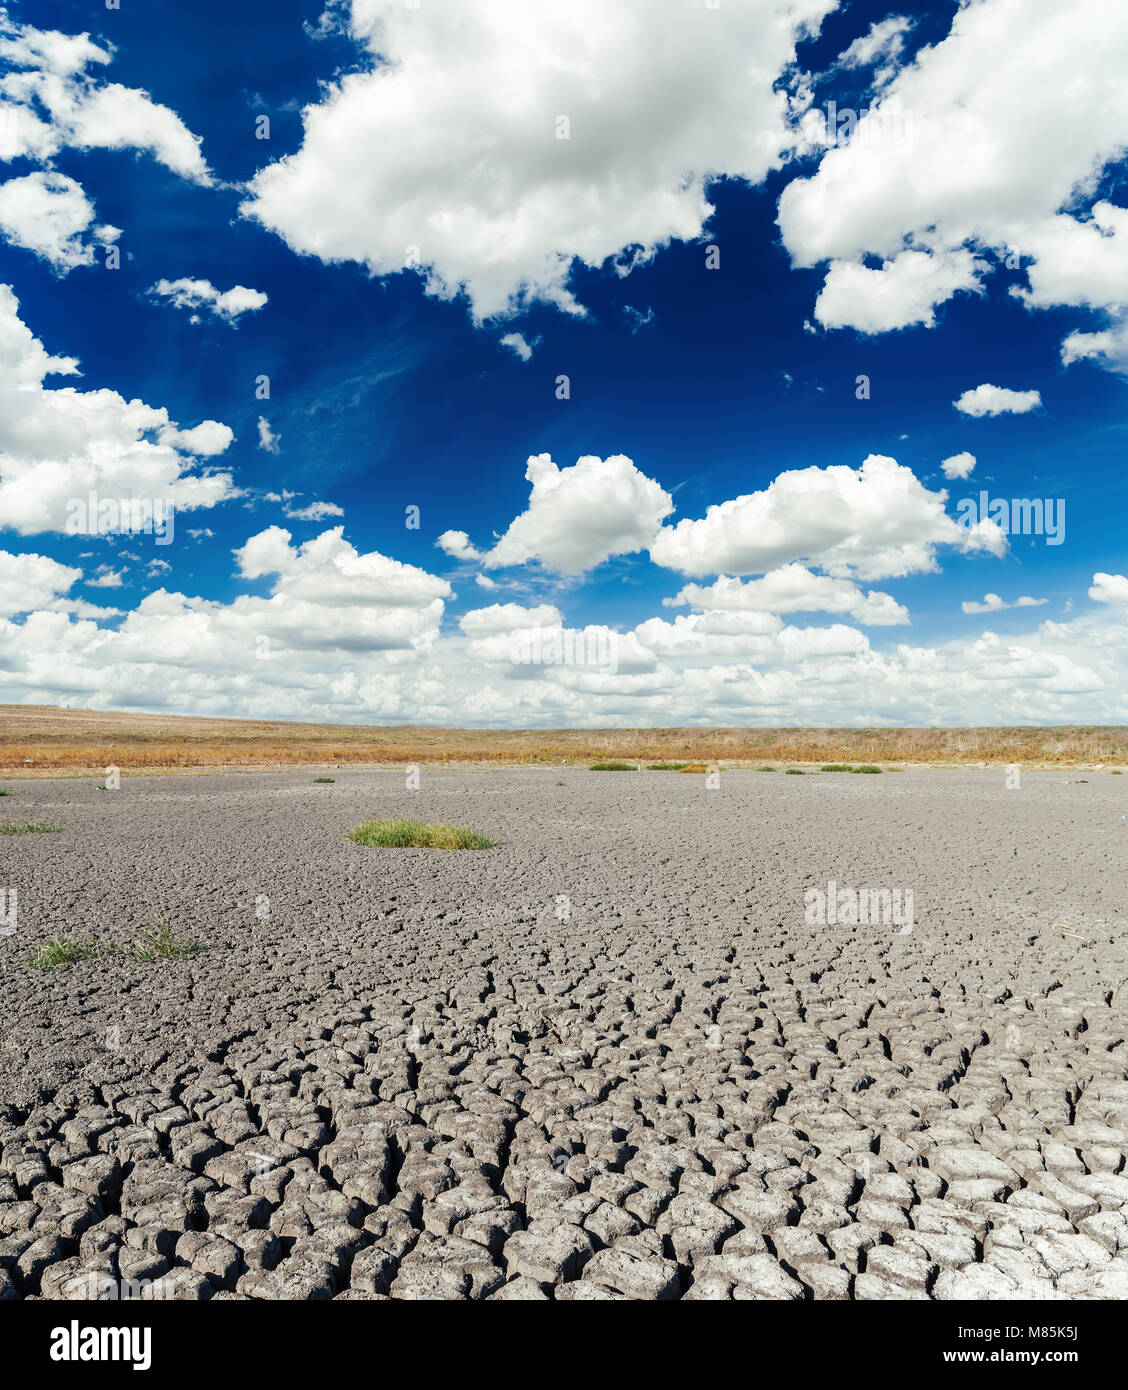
[{"left": 0, "top": 766, "right": 1125, "bottom": 1300}]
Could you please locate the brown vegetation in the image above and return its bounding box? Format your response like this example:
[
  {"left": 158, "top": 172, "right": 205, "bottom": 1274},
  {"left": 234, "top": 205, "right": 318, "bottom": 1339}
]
[{"left": 0, "top": 704, "right": 1124, "bottom": 775}]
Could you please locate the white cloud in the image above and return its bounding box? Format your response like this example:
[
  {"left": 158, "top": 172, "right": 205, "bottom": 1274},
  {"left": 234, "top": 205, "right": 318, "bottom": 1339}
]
[
  {"left": 0, "top": 171, "right": 118, "bottom": 271},
  {"left": 962, "top": 593, "right": 1047, "bottom": 615},
  {"left": 953, "top": 384, "right": 1042, "bottom": 417},
  {"left": 499, "top": 332, "right": 533, "bottom": 362},
  {"left": 814, "top": 249, "right": 984, "bottom": 333},
  {"left": 0, "top": 13, "right": 209, "bottom": 267},
  {"left": 437, "top": 530, "right": 482, "bottom": 562},
  {"left": 283, "top": 500, "right": 344, "bottom": 521},
  {"left": 86, "top": 565, "right": 125, "bottom": 589},
  {"left": 0, "top": 284, "right": 238, "bottom": 536},
  {"left": 650, "top": 454, "right": 1002, "bottom": 581},
  {"left": 941, "top": 451, "right": 976, "bottom": 480},
  {"left": 0, "top": 549, "right": 80, "bottom": 617},
  {"left": 242, "top": 0, "right": 835, "bottom": 321},
  {"left": 836, "top": 15, "right": 914, "bottom": 84},
  {"left": 150, "top": 278, "right": 268, "bottom": 324},
  {"left": 257, "top": 418, "right": 280, "bottom": 454},
  {"left": 0, "top": 14, "right": 210, "bottom": 179},
  {"left": 666, "top": 566, "right": 909, "bottom": 626},
  {"left": 1089, "top": 572, "right": 1128, "bottom": 605},
  {"left": 778, "top": 0, "right": 1128, "bottom": 361},
  {"left": 483, "top": 453, "right": 674, "bottom": 576},
  {"left": 459, "top": 603, "right": 562, "bottom": 635}
]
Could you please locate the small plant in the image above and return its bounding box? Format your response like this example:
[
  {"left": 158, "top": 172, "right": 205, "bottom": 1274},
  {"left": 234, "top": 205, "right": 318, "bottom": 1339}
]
[
  {"left": 125, "top": 914, "right": 199, "bottom": 962},
  {"left": 28, "top": 937, "right": 98, "bottom": 970},
  {"left": 347, "top": 819, "right": 494, "bottom": 850},
  {"left": 754, "top": 765, "right": 776, "bottom": 772},
  {"left": 1111, "top": 770, "right": 1123, "bottom": 775},
  {"left": 0, "top": 789, "right": 10, "bottom": 796},
  {"left": 313, "top": 777, "right": 335, "bottom": 783},
  {"left": 555, "top": 780, "right": 565, "bottom": 786},
  {"left": 849, "top": 765, "right": 883, "bottom": 774},
  {"left": 647, "top": 762, "right": 688, "bottom": 771},
  {"left": 785, "top": 769, "right": 806, "bottom": 775},
  {"left": 821, "top": 763, "right": 852, "bottom": 772},
  {"left": 0, "top": 820, "right": 62, "bottom": 834},
  {"left": 589, "top": 762, "right": 637, "bottom": 771},
  {"left": 678, "top": 763, "right": 709, "bottom": 774}
]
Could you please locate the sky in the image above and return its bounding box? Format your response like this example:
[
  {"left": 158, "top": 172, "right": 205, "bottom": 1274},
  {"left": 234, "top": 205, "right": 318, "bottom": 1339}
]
[{"left": 0, "top": 0, "right": 1127, "bottom": 728}]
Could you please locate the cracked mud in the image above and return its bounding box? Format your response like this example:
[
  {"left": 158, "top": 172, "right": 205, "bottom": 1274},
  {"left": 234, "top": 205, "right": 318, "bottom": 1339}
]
[{"left": 1, "top": 767, "right": 1126, "bottom": 1301}]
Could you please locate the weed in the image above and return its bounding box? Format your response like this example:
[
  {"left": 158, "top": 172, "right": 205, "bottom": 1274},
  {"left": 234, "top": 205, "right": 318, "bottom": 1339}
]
[
  {"left": 0, "top": 820, "right": 61, "bottom": 834},
  {"left": 589, "top": 762, "right": 637, "bottom": 771},
  {"left": 347, "top": 819, "right": 494, "bottom": 850}
]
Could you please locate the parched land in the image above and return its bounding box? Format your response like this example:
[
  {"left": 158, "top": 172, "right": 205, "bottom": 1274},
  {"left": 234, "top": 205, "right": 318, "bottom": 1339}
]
[
  {"left": 1, "top": 704, "right": 1125, "bottom": 774},
  {"left": 0, "top": 765, "right": 1125, "bottom": 1300}
]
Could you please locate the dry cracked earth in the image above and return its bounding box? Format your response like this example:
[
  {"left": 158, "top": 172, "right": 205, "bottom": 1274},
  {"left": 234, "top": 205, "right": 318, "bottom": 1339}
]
[{"left": 1, "top": 766, "right": 1126, "bottom": 1302}]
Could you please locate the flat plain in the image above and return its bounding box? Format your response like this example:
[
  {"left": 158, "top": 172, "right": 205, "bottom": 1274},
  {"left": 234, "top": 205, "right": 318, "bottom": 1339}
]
[{"left": 1, "top": 765, "right": 1126, "bottom": 1300}]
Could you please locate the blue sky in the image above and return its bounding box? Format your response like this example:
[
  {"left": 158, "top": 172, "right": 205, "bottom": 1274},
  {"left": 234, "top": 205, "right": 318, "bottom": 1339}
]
[{"left": 1, "top": 0, "right": 1126, "bottom": 726}]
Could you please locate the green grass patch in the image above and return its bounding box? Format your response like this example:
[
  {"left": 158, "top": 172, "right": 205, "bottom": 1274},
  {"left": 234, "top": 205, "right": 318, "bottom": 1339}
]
[
  {"left": 849, "top": 765, "right": 883, "bottom": 774},
  {"left": 347, "top": 818, "right": 494, "bottom": 850},
  {"left": 646, "top": 762, "right": 689, "bottom": 771},
  {"left": 0, "top": 819, "right": 61, "bottom": 834},
  {"left": 313, "top": 777, "right": 335, "bottom": 783},
  {"left": 754, "top": 765, "right": 776, "bottom": 772},
  {"left": 785, "top": 769, "right": 806, "bottom": 775},
  {"left": 820, "top": 763, "right": 852, "bottom": 772},
  {"left": 28, "top": 937, "right": 98, "bottom": 970},
  {"left": 589, "top": 761, "right": 638, "bottom": 771},
  {"left": 28, "top": 914, "right": 199, "bottom": 970},
  {"left": 0, "top": 789, "right": 10, "bottom": 796}
]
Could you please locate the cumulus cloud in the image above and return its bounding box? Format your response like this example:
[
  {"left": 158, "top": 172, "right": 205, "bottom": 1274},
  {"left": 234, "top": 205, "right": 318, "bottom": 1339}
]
[
  {"left": 666, "top": 566, "right": 909, "bottom": 626},
  {"left": 150, "top": 278, "right": 268, "bottom": 324},
  {"left": 499, "top": 332, "right": 534, "bottom": 362},
  {"left": 813, "top": 249, "right": 984, "bottom": 333},
  {"left": 941, "top": 451, "right": 976, "bottom": 480},
  {"left": 283, "top": 500, "right": 344, "bottom": 521},
  {"left": 0, "top": 284, "right": 238, "bottom": 536},
  {"left": 778, "top": 0, "right": 1128, "bottom": 362},
  {"left": 86, "top": 565, "right": 125, "bottom": 589},
  {"left": 0, "top": 14, "right": 210, "bottom": 178},
  {"left": 953, "top": 384, "right": 1042, "bottom": 417},
  {"left": 0, "top": 171, "right": 118, "bottom": 272},
  {"left": 436, "top": 530, "right": 482, "bottom": 562},
  {"left": 0, "top": 549, "right": 81, "bottom": 617},
  {"left": 257, "top": 418, "right": 280, "bottom": 453},
  {"left": 482, "top": 453, "right": 674, "bottom": 576},
  {"left": 1089, "top": 572, "right": 1128, "bottom": 605},
  {"left": 242, "top": 0, "right": 834, "bottom": 321},
  {"left": 962, "top": 593, "right": 1047, "bottom": 615},
  {"left": 0, "top": 13, "right": 209, "bottom": 267},
  {"left": 836, "top": 15, "right": 914, "bottom": 84},
  {"left": 650, "top": 454, "right": 1002, "bottom": 581},
  {"left": 458, "top": 603, "right": 563, "bottom": 636}
]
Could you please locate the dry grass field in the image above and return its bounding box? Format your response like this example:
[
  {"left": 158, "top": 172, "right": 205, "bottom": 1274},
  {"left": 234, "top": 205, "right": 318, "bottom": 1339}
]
[{"left": 0, "top": 704, "right": 1125, "bottom": 774}]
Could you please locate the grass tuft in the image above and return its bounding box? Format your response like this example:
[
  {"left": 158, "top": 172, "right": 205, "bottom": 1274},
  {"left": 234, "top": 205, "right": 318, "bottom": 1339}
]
[
  {"left": 850, "top": 764, "right": 883, "bottom": 774},
  {"left": 754, "top": 765, "right": 776, "bottom": 772},
  {"left": 347, "top": 818, "right": 494, "bottom": 850},
  {"left": 0, "top": 789, "right": 10, "bottom": 796},
  {"left": 646, "top": 762, "right": 688, "bottom": 771},
  {"left": 820, "top": 763, "right": 852, "bottom": 772},
  {"left": 28, "top": 914, "right": 199, "bottom": 970},
  {"left": 28, "top": 937, "right": 97, "bottom": 970},
  {"left": 785, "top": 769, "right": 806, "bottom": 775},
  {"left": 0, "top": 819, "right": 61, "bottom": 834},
  {"left": 313, "top": 777, "right": 335, "bottom": 783},
  {"left": 589, "top": 761, "right": 637, "bottom": 771}
]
